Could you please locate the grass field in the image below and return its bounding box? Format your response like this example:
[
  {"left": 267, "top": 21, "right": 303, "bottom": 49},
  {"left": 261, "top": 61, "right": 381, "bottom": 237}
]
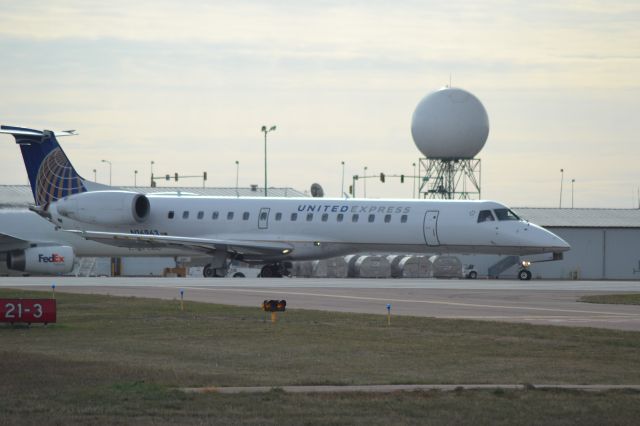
[
  {"left": 579, "top": 293, "right": 640, "bottom": 305},
  {"left": 1, "top": 288, "right": 640, "bottom": 425}
]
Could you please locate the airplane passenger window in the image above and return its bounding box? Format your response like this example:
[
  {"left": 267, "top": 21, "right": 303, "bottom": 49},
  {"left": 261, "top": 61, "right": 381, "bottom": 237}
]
[
  {"left": 337, "top": 213, "right": 344, "bottom": 222},
  {"left": 494, "top": 208, "right": 520, "bottom": 221},
  {"left": 243, "top": 212, "right": 250, "bottom": 220},
  {"left": 227, "top": 212, "right": 234, "bottom": 220},
  {"left": 477, "top": 210, "right": 495, "bottom": 223},
  {"left": 275, "top": 212, "right": 282, "bottom": 221},
  {"left": 291, "top": 213, "right": 298, "bottom": 221},
  {"left": 321, "top": 213, "right": 328, "bottom": 222},
  {"left": 384, "top": 214, "right": 391, "bottom": 223},
  {"left": 197, "top": 211, "right": 204, "bottom": 219},
  {"left": 212, "top": 211, "right": 219, "bottom": 220},
  {"left": 168, "top": 211, "right": 174, "bottom": 219},
  {"left": 306, "top": 213, "right": 314, "bottom": 222},
  {"left": 352, "top": 214, "right": 359, "bottom": 223},
  {"left": 368, "top": 214, "right": 375, "bottom": 223},
  {"left": 401, "top": 214, "right": 408, "bottom": 223},
  {"left": 182, "top": 211, "right": 189, "bottom": 219},
  {"left": 260, "top": 212, "right": 267, "bottom": 220}
]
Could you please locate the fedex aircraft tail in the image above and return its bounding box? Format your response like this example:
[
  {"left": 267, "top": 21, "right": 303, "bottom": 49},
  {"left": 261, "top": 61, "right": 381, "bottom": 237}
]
[{"left": 0, "top": 125, "right": 107, "bottom": 207}]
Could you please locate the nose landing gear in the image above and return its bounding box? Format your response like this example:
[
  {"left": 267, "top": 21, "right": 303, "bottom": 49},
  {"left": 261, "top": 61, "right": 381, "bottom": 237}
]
[
  {"left": 518, "top": 260, "right": 532, "bottom": 280},
  {"left": 518, "top": 269, "right": 532, "bottom": 280}
]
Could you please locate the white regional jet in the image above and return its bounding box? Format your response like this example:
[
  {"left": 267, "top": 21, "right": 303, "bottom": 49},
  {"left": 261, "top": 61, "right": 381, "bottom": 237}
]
[{"left": 1, "top": 125, "right": 569, "bottom": 280}]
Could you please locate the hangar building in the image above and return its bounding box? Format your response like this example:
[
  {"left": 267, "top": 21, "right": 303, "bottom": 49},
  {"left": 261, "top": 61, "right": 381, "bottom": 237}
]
[{"left": 512, "top": 208, "right": 640, "bottom": 280}]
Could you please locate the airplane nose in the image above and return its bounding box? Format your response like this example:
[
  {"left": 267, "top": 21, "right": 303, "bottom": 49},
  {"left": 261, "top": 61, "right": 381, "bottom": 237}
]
[
  {"left": 544, "top": 227, "right": 570, "bottom": 252},
  {"left": 554, "top": 234, "right": 571, "bottom": 251},
  {"left": 559, "top": 233, "right": 570, "bottom": 248},
  {"left": 526, "top": 223, "right": 570, "bottom": 253}
]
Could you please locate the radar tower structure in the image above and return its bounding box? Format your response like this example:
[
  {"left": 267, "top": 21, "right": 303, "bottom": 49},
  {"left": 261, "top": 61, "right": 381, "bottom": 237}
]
[
  {"left": 418, "top": 158, "right": 481, "bottom": 199},
  {"left": 411, "top": 87, "right": 489, "bottom": 200}
]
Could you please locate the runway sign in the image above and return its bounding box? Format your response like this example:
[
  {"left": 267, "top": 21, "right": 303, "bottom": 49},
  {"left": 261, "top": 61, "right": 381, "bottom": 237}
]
[{"left": 0, "top": 299, "right": 56, "bottom": 325}]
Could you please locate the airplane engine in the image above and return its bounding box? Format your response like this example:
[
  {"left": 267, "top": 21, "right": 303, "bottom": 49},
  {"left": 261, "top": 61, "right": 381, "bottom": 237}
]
[
  {"left": 55, "top": 191, "right": 150, "bottom": 225},
  {"left": 7, "top": 246, "right": 75, "bottom": 274}
]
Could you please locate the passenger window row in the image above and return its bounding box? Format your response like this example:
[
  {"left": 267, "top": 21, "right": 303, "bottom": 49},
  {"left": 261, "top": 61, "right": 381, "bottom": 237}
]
[
  {"left": 167, "top": 210, "right": 409, "bottom": 224},
  {"left": 277, "top": 212, "right": 408, "bottom": 223}
]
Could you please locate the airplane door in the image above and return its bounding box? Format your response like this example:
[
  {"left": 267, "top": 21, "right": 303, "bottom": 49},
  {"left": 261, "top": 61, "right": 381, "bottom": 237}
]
[
  {"left": 423, "top": 210, "right": 440, "bottom": 246},
  {"left": 258, "top": 207, "right": 270, "bottom": 229}
]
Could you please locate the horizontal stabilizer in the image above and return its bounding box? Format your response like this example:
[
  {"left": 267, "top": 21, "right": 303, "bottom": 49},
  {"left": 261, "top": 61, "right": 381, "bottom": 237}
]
[{"left": 0, "top": 125, "right": 78, "bottom": 139}]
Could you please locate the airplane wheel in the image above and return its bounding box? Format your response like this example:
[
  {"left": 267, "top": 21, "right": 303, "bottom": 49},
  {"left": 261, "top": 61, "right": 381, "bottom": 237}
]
[
  {"left": 260, "top": 265, "right": 283, "bottom": 278},
  {"left": 467, "top": 271, "right": 478, "bottom": 279},
  {"left": 260, "top": 265, "right": 274, "bottom": 278},
  {"left": 203, "top": 264, "right": 215, "bottom": 278},
  {"left": 233, "top": 272, "right": 245, "bottom": 278},
  {"left": 518, "top": 269, "right": 532, "bottom": 281}
]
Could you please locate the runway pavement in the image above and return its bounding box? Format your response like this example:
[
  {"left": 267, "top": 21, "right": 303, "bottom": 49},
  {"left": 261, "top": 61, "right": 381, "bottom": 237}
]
[{"left": 1, "top": 277, "right": 639, "bottom": 331}]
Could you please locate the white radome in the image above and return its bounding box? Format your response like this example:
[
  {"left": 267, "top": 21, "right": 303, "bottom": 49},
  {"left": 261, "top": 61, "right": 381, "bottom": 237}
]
[{"left": 411, "top": 87, "right": 489, "bottom": 159}]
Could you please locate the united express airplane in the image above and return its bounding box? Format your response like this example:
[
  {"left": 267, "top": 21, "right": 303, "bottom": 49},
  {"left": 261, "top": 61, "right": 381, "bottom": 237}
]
[{"left": 1, "top": 125, "right": 569, "bottom": 279}]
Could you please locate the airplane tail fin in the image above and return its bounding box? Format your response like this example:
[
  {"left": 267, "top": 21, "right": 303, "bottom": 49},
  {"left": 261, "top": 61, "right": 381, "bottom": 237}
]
[{"left": 0, "top": 125, "right": 105, "bottom": 207}]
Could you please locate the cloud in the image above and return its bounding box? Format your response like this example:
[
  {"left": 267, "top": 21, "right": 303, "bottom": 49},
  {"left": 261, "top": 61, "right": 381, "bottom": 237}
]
[{"left": 0, "top": 1, "right": 639, "bottom": 207}]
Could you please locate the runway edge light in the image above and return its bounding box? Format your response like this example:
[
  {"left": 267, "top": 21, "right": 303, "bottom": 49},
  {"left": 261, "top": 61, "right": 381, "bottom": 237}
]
[
  {"left": 386, "top": 304, "right": 391, "bottom": 326},
  {"left": 262, "top": 299, "right": 286, "bottom": 323}
]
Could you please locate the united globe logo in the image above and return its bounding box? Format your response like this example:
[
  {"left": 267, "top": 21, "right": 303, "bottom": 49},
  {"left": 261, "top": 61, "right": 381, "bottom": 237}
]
[{"left": 35, "top": 148, "right": 86, "bottom": 206}]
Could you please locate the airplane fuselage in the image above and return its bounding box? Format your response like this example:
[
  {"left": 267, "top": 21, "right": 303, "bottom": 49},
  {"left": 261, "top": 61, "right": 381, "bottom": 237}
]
[
  {"left": 0, "top": 124, "right": 571, "bottom": 279},
  {"left": 50, "top": 195, "right": 569, "bottom": 262}
]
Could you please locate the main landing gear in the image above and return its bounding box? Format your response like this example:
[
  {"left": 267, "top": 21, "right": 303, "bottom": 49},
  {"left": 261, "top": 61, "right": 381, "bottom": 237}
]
[
  {"left": 259, "top": 262, "right": 292, "bottom": 278},
  {"left": 203, "top": 264, "right": 227, "bottom": 278},
  {"left": 202, "top": 251, "right": 231, "bottom": 278}
]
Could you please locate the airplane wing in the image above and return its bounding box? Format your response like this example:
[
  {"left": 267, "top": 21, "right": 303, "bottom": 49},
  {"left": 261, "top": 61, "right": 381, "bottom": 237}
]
[
  {"left": 65, "top": 230, "right": 294, "bottom": 257},
  {"left": 0, "top": 231, "right": 31, "bottom": 251}
]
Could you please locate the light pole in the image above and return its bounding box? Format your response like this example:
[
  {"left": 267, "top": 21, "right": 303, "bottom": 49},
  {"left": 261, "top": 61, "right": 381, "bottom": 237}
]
[
  {"left": 341, "top": 161, "right": 345, "bottom": 197},
  {"left": 92, "top": 168, "right": 97, "bottom": 182},
  {"left": 150, "top": 160, "right": 155, "bottom": 186},
  {"left": 101, "top": 159, "right": 112, "bottom": 186},
  {"left": 364, "top": 166, "right": 368, "bottom": 198},
  {"left": 235, "top": 160, "right": 240, "bottom": 197},
  {"left": 571, "top": 179, "right": 575, "bottom": 209},
  {"left": 412, "top": 162, "right": 416, "bottom": 199},
  {"left": 134, "top": 170, "right": 138, "bottom": 187},
  {"left": 261, "top": 125, "right": 276, "bottom": 197},
  {"left": 559, "top": 168, "right": 564, "bottom": 208}
]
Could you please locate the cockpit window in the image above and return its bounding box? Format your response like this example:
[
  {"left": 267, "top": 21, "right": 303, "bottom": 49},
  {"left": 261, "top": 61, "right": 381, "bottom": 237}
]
[
  {"left": 494, "top": 208, "right": 520, "bottom": 221},
  {"left": 477, "top": 210, "right": 495, "bottom": 223}
]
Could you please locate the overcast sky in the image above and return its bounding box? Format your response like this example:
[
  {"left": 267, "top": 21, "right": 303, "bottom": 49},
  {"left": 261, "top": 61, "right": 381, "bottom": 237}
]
[{"left": 0, "top": 0, "right": 638, "bottom": 207}]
